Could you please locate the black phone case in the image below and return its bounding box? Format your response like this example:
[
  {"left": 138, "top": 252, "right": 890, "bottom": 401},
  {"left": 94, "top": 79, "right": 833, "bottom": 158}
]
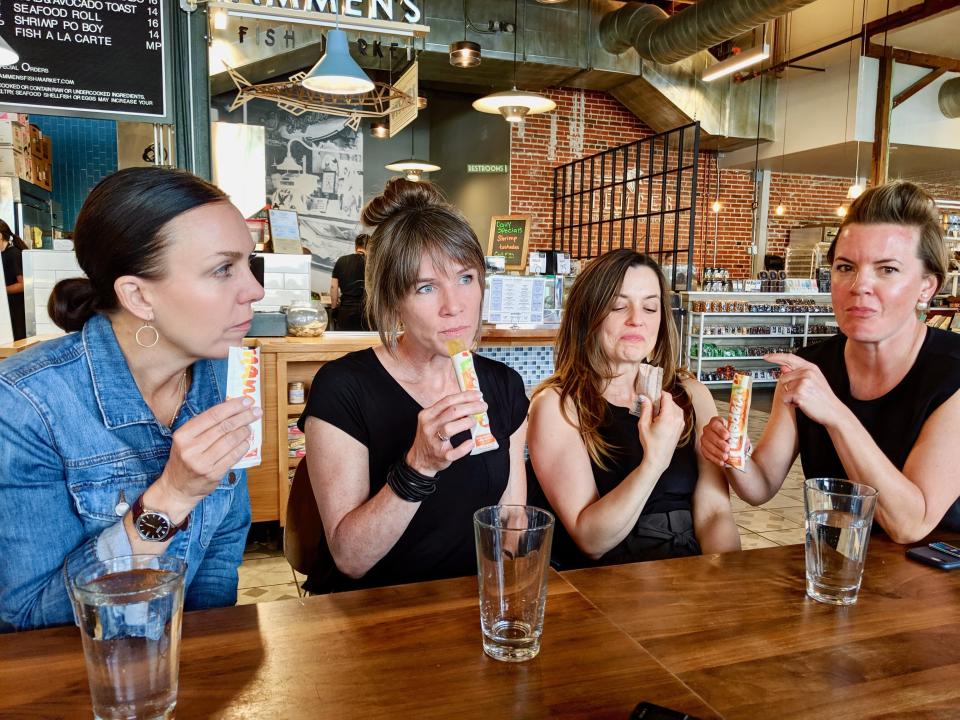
[{"left": 906, "top": 546, "right": 960, "bottom": 570}]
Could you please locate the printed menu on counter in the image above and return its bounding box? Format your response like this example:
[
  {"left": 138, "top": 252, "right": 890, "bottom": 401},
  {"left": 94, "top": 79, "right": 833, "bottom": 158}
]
[
  {"left": 0, "top": 0, "right": 168, "bottom": 121},
  {"left": 483, "top": 276, "right": 546, "bottom": 326}
]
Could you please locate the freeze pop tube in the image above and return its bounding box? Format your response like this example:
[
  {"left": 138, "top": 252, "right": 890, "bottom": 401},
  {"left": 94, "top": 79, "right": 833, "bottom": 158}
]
[
  {"left": 227, "top": 346, "right": 263, "bottom": 469},
  {"left": 726, "top": 373, "right": 752, "bottom": 472},
  {"left": 446, "top": 340, "right": 499, "bottom": 456}
]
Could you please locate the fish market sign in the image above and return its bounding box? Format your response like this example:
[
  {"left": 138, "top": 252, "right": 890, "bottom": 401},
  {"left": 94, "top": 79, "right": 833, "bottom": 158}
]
[{"left": 214, "top": 0, "right": 427, "bottom": 31}]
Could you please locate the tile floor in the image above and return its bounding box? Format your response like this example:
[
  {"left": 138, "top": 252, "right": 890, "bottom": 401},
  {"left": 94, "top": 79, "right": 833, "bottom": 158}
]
[{"left": 237, "top": 391, "right": 807, "bottom": 605}]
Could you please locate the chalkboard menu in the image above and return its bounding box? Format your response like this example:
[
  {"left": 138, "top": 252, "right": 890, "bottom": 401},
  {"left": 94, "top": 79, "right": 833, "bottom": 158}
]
[
  {"left": 487, "top": 215, "right": 530, "bottom": 270},
  {"left": 0, "top": 0, "right": 169, "bottom": 122}
]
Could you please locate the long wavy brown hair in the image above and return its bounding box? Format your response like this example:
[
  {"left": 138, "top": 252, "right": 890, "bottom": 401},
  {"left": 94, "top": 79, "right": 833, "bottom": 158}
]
[{"left": 534, "top": 250, "right": 694, "bottom": 469}]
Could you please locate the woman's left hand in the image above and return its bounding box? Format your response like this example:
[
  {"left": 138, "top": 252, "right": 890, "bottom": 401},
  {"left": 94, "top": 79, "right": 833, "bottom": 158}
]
[{"left": 765, "top": 353, "right": 848, "bottom": 428}]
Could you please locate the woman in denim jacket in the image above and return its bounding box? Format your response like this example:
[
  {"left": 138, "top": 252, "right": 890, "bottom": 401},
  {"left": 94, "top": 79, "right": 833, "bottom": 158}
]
[{"left": 0, "top": 167, "right": 264, "bottom": 630}]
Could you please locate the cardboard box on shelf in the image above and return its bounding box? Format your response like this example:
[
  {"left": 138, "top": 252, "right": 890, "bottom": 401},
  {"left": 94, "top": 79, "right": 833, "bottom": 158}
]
[
  {"left": 0, "top": 120, "right": 29, "bottom": 154},
  {"left": 0, "top": 112, "right": 28, "bottom": 123},
  {"left": 29, "top": 156, "right": 52, "bottom": 190},
  {"left": 40, "top": 136, "right": 51, "bottom": 162},
  {"left": 0, "top": 147, "right": 28, "bottom": 179}
]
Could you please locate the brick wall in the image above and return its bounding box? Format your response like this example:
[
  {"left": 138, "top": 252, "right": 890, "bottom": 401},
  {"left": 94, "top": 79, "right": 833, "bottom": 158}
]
[{"left": 510, "top": 87, "right": 960, "bottom": 279}]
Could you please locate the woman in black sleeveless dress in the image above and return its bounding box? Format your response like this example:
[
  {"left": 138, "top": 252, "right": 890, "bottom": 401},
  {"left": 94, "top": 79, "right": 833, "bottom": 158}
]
[
  {"left": 526, "top": 250, "right": 740, "bottom": 569},
  {"left": 702, "top": 181, "right": 960, "bottom": 542}
]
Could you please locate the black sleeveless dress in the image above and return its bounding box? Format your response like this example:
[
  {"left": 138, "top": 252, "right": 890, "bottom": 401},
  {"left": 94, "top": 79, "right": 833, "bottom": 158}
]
[
  {"left": 528, "top": 400, "right": 701, "bottom": 570},
  {"left": 796, "top": 328, "right": 960, "bottom": 533}
]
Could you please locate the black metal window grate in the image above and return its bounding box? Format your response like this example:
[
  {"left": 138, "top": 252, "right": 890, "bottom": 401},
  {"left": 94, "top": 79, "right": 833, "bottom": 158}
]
[{"left": 551, "top": 122, "right": 700, "bottom": 290}]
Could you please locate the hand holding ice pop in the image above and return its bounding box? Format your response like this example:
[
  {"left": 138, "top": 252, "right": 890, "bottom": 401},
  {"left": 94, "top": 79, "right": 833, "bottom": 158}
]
[{"left": 765, "top": 353, "right": 845, "bottom": 427}]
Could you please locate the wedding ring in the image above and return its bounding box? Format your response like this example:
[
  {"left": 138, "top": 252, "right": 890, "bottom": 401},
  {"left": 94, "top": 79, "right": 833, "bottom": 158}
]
[{"left": 437, "top": 431, "right": 450, "bottom": 443}]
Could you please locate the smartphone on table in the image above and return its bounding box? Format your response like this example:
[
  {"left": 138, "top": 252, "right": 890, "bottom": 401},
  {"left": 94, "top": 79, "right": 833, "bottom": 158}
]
[
  {"left": 906, "top": 541, "right": 960, "bottom": 570},
  {"left": 630, "top": 701, "right": 701, "bottom": 720}
]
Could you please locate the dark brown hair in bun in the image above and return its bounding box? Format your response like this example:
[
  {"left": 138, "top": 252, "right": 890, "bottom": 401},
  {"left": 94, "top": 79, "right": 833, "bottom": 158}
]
[{"left": 48, "top": 167, "right": 227, "bottom": 333}]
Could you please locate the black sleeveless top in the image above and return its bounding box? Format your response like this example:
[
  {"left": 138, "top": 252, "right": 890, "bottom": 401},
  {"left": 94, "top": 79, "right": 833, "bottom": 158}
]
[
  {"left": 528, "top": 399, "right": 701, "bottom": 570},
  {"left": 298, "top": 348, "right": 529, "bottom": 592},
  {"left": 796, "top": 328, "right": 960, "bottom": 533}
]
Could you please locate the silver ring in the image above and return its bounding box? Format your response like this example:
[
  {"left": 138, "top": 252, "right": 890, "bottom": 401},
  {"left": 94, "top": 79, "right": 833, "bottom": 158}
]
[{"left": 437, "top": 431, "right": 449, "bottom": 443}]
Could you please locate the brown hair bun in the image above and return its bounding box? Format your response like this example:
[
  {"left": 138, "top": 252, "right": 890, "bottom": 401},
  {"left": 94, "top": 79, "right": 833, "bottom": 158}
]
[{"left": 361, "top": 177, "right": 448, "bottom": 228}]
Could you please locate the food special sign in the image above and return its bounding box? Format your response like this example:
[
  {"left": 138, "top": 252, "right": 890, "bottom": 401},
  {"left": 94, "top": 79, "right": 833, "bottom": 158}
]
[{"left": 0, "top": 0, "right": 170, "bottom": 122}]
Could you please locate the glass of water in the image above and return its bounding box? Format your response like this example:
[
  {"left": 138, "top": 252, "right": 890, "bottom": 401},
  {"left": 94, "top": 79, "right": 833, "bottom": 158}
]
[
  {"left": 473, "top": 505, "right": 555, "bottom": 662},
  {"left": 803, "top": 478, "right": 879, "bottom": 606},
  {"left": 69, "top": 555, "right": 186, "bottom": 720}
]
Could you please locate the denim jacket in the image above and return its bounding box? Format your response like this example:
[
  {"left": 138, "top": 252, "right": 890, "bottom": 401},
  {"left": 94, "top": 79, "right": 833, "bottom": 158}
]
[{"left": 0, "top": 314, "right": 251, "bottom": 631}]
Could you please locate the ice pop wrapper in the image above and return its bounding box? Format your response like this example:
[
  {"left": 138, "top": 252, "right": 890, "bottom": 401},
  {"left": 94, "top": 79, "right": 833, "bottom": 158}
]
[
  {"left": 446, "top": 340, "right": 499, "bottom": 456},
  {"left": 227, "top": 346, "right": 263, "bottom": 469},
  {"left": 726, "top": 373, "right": 753, "bottom": 472},
  {"left": 629, "top": 363, "right": 664, "bottom": 417}
]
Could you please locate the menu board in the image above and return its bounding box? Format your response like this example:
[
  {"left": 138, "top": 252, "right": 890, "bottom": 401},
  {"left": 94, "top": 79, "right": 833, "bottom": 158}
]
[
  {"left": 0, "top": 0, "right": 169, "bottom": 121},
  {"left": 487, "top": 215, "right": 530, "bottom": 270}
]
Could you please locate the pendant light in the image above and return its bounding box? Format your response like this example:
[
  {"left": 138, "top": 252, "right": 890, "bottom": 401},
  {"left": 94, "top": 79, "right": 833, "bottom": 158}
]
[
  {"left": 450, "top": 41, "right": 481, "bottom": 68},
  {"left": 385, "top": 126, "right": 440, "bottom": 182},
  {"left": 370, "top": 120, "right": 389, "bottom": 139},
  {"left": 302, "top": 22, "right": 374, "bottom": 95},
  {"left": 450, "top": 1, "right": 481, "bottom": 68},
  {"left": 473, "top": 0, "right": 555, "bottom": 123},
  {"left": 0, "top": 35, "right": 19, "bottom": 67}
]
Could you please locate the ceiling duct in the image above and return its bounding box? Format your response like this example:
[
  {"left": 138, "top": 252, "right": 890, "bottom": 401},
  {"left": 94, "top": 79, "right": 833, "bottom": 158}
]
[
  {"left": 939, "top": 77, "right": 960, "bottom": 118},
  {"left": 599, "top": 0, "right": 821, "bottom": 65}
]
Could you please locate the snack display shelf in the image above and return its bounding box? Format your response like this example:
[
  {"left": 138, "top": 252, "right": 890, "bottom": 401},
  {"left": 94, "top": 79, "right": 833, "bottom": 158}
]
[
  {"left": 701, "top": 379, "right": 778, "bottom": 386},
  {"left": 692, "top": 356, "right": 778, "bottom": 362},
  {"left": 679, "top": 291, "right": 837, "bottom": 384},
  {"left": 690, "top": 333, "right": 801, "bottom": 339}
]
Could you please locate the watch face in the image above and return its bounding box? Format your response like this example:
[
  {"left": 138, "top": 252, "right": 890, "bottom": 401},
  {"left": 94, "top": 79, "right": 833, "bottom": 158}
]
[{"left": 137, "top": 512, "right": 172, "bottom": 541}]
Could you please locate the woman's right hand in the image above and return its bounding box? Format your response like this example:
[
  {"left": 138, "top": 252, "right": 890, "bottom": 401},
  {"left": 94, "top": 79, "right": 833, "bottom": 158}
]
[
  {"left": 701, "top": 416, "right": 731, "bottom": 468},
  {"left": 406, "top": 390, "right": 487, "bottom": 477},
  {"left": 636, "top": 391, "right": 685, "bottom": 474},
  {"left": 153, "top": 397, "right": 262, "bottom": 520}
]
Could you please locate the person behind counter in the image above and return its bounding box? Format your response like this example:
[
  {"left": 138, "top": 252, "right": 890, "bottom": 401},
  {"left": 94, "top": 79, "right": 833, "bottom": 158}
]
[
  {"left": 298, "top": 178, "right": 527, "bottom": 593},
  {"left": 526, "top": 249, "right": 740, "bottom": 568},
  {"left": 0, "top": 167, "right": 264, "bottom": 631},
  {"left": 702, "top": 181, "right": 960, "bottom": 542},
  {"left": 0, "top": 220, "right": 26, "bottom": 341},
  {"left": 330, "top": 233, "right": 371, "bottom": 331}
]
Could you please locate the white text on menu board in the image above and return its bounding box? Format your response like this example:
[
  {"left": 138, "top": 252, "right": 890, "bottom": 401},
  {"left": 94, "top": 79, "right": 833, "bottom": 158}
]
[{"left": 10, "top": 0, "right": 161, "bottom": 52}]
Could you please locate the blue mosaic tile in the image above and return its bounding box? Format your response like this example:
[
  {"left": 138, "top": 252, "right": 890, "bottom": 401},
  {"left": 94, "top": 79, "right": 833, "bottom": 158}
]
[
  {"left": 31, "top": 116, "right": 118, "bottom": 231},
  {"left": 477, "top": 345, "right": 556, "bottom": 390}
]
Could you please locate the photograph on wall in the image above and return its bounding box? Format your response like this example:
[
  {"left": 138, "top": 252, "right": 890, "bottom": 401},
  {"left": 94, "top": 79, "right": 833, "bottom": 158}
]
[{"left": 211, "top": 96, "right": 363, "bottom": 288}]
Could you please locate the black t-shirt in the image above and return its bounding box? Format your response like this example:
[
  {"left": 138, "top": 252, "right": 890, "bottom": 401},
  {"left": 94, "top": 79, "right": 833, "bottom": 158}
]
[
  {"left": 796, "top": 329, "right": 960, "bottom": 532},
  {"left": 298, "top": 348, "right": 529, "bottom": 592},
  {"left": 331, "top": 253, "right": 366, "bottom": 308},
  {"left": 1, "top": 243, "right": 25, "bottom": 340},
  {"left": 527, "top": 396, "right": 701, "bottom": 569}
]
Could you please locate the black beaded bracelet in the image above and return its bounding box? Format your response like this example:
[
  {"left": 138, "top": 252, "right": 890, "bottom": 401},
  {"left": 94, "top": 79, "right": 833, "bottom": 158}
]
[{"left": 387, "top": 458, "right": 438, "bottom": 503}]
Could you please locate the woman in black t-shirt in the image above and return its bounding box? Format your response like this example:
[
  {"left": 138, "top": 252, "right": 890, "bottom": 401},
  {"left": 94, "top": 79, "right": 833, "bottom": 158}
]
[
  {"left": 702, "top": 181, "right": 960, "bottom": 541},
  {"left": 298, "top": 179, "right": 527, "bottom": 593},
  {"left": 527, "top": 250, "right": 740, "bottom": 569}
]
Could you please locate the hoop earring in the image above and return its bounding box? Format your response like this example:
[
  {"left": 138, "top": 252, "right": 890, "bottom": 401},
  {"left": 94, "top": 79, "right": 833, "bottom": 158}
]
[
  {"left": 916, "top": 300, "right": 929, "bottom": 322},
  {"left": 135, "top": 322, "right": 160, "bottom": 348}
]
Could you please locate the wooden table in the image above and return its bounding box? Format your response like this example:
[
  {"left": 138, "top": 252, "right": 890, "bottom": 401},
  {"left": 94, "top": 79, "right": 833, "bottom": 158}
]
[
  {"left": 0, "top": 572, "right": 715, "bottom": 719},
  {"left": 564, "top": 535, "right": 960, "bottom": 719}
]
